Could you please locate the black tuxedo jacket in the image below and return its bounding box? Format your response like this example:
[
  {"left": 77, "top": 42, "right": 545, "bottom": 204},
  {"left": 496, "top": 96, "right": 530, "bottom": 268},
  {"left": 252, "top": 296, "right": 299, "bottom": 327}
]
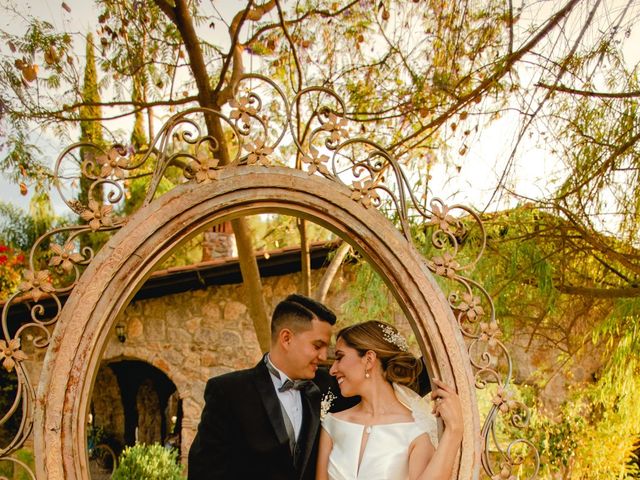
[{"left": 188, "top": 357, "right": 350, "bottom": 480}]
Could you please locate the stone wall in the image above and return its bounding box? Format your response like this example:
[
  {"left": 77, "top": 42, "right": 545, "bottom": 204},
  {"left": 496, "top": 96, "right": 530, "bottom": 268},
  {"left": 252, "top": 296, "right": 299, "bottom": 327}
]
[
  {"left": 136, "top": 379, "right": 162, "bottom": 445},
  {"left": 92, "top": 365, "right": 126, "bottom": 446}
]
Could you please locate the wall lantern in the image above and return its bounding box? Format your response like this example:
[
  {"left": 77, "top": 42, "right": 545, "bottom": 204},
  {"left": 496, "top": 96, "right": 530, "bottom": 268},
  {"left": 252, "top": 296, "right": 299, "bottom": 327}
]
[{"left": 115, "top": 323, "right": 126, "bottom": 343}]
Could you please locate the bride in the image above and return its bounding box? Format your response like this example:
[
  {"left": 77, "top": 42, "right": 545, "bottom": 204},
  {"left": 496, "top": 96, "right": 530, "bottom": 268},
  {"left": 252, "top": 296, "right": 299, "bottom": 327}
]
[{"left": 316, "top": 321, "right": 463, "bottom": 480}]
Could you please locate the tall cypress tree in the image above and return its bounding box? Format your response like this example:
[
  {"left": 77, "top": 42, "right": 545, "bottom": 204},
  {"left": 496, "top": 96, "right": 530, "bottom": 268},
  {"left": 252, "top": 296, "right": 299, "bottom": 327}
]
[
  {"left": 79, "top": 33, "right": 104, "bottom": 206},
  {"left": 119, "top": 73, "right": 149, "bottom": 217},
  {"left": 130, "top": 77, "right": 147, "bottom": 150}
]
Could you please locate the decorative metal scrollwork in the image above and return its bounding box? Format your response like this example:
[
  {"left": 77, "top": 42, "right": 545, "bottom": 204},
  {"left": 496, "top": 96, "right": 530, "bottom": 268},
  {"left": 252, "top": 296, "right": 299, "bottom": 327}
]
[{"left": 0, "top": 74, "right": 538, "bottom": 478}]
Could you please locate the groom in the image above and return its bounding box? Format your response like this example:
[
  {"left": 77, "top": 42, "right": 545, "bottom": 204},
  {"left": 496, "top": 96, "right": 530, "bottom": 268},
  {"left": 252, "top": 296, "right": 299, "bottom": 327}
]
[{"left": 188, "top": 294, "right": 345, "bottom": 480}]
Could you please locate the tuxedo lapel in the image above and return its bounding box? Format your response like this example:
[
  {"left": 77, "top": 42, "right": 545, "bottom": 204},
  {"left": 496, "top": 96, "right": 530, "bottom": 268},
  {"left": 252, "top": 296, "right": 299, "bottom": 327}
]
[
  {"left": 296, "top": 382, "right": 321, "bottom": 477},
  {"left": 253, "top": 359, "right": 291, "bottom": 450}
]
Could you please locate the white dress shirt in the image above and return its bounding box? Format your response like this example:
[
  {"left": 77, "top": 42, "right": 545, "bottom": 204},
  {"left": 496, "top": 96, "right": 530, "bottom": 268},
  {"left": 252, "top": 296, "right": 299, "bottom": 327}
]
[{"left": 266, "top": 355, "right": 304, "bottom": 439}]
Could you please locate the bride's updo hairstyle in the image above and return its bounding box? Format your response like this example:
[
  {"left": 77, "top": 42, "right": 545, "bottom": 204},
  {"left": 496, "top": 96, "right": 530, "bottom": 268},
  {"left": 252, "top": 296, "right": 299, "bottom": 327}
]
[{"left": 336, "top": 320, "right": 422, "bottom": 391}]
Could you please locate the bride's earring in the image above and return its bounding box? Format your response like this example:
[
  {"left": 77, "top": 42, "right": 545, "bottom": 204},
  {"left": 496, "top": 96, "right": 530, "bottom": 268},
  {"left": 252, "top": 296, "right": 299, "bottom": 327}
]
[{"left": 364, "top": 351, "right": 374, "bottom": 378}]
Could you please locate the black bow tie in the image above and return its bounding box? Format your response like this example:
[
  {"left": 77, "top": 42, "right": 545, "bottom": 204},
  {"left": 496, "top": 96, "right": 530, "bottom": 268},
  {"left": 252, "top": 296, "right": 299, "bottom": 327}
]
[
  {"left": 278, "top": 379, "right": 313, "bottom": 392},
  {"left": 265, "top": 355, "right": 315, "bottom": 393}
]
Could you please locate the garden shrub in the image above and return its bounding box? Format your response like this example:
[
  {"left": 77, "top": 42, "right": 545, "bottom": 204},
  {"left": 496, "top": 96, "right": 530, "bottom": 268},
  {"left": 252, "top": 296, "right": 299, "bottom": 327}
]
[{"left": 112, "top": 443, "right": 184, "bottom": 480}]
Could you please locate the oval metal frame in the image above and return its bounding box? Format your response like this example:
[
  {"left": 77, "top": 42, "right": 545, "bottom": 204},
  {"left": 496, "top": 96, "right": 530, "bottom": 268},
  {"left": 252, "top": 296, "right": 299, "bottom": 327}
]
[{"left": 34, "top": 166, "right": 480, "bottom": 479}]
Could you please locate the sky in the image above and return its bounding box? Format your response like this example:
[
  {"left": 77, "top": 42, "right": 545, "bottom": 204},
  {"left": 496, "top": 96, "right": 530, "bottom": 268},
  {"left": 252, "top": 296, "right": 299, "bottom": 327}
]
[
  {"left": 1, "top": 0, "right": 639, "bottom": 221},
  {"left": 0, "top": 0, "right": 239, "bottom": 213}
]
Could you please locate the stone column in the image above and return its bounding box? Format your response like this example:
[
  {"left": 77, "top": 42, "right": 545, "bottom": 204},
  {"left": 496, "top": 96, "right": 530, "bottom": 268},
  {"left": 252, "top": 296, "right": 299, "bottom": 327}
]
[
  {"left": 180, "top": 397, "right": 202, "bottom": 468},
  {"left": 180, "top": 418, "right": 198, "bottom": 468}
]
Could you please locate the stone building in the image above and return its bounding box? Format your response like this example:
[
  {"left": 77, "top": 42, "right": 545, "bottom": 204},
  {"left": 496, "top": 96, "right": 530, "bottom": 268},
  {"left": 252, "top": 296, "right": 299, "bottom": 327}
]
[{"left": 5, "top": 234, "right": 411, "bottom": 471}]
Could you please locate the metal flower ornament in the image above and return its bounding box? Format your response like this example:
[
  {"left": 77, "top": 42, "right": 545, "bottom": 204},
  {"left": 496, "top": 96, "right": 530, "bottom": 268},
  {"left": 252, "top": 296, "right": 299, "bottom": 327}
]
[
  {"left": 0, "top": 338, "right": 27, "bottom": 372},
  {"left": 0, "top": 74, "right": 538, "bottom": 478}
]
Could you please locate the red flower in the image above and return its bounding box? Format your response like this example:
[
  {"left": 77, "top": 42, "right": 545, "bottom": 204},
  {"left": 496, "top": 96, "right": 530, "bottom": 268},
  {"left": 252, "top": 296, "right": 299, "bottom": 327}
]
[
  {"left": 0, "top": 245, "right": 8, "bottom": 253},
  {"left": 14, "top": 253, "right": 25, "bottom": 264},
  {"left": 0, "top": 255, "right": 7, "bottom": 265}
]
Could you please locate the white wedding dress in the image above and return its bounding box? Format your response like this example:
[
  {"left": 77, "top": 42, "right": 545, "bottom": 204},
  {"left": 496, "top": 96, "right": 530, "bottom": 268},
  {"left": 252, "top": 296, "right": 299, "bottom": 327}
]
[{"left": 321, "top": 384, "right": 439, "bottom": 480}]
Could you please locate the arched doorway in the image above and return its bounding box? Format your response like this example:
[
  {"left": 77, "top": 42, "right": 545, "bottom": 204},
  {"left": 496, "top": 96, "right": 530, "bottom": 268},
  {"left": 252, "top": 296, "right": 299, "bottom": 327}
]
[{"left": 90, "top": 360, "right": 181, "bottom": 452}]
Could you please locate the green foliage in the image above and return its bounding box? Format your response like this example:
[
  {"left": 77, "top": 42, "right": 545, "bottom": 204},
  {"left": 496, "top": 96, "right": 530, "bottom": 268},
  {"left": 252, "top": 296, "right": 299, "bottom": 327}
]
[
  {"left": 130, "top": 76, "right": 148, "bottom": 149},
  {"left": 0, "top": 459, "right": 9, "bottom": 478},
  {"left": 0, "top": 194, "right": 58, "bottom": 298},
  {"left": 525, "top": 363, "right": 640, "bottom": 479},
  {"left": 112, "top": 443, "right": 184, "bottom": 480},
  {"left": 248, "top": 214, "right": 334, "bottom": 252},
  {"left": 340, "top": 257, "right": 424, "bottom": 350},
  {"left": 80, "top": 33, "right": 103, "bottom": 141},
  {"left": 87, "top": 425, "right": 109, "bottom": 451},
  {"left": 0, "top": 10, "right": 72, "bottom": 183},
  {"left": 2, "top": 1, "right": 640, "bottom": 476},
  {"left": 341, "top": 258, "right": 397, "bottom": 325},
  {"left": 0, "top": 190, "right": 57, "bottom": 244},
  {"left": 343, "top": 207, "right": 640, "bottom": 476},
  {"left": 0, "top": 242, "right": 26, "bottom": 301},
  {"left": 0, "top": 369, "right": 21, "bottom": 444},
  {"left": 469, "top": 208, "right": 640, "bottom": 477},
  {"left": 0, "top": 130, "right": 49, "bottom": 185},
  {"left": 13, "top": 449, "right": 34, "bottom": 480},
  {"left": 0, "top": 0, "right": 526, "bottom": 184},
  {"left": 526, "top": 398, "right": 586, "bottom": 475},
  {"left": 157, "top": 234, "right": 204, "bottom": 269},
  {"left": 155, "top": 214, "right": 338, "bottom": 270},
  {"left": 0, "top": 448, "right": 35, "bottom": 480},
  {"left": 79, "top": 33, "right": 105, "bottom": 207},
  {"left": 552, "top": 47, "right": 640, "bottom": 248},
  {"left": 0, "top": 202, "right": 41, "bottom": 251}
]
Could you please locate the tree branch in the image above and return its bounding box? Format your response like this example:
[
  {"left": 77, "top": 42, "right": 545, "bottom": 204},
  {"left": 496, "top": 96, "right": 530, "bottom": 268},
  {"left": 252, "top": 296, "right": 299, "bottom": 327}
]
[
  {"left": 243, "top": 1, "right": 360, "bottom": 46},
  {"left": 154, "top": 0, "right": 272, "bottom": 352},
  {"left": 275, "top": 0, "right": 303, "bottom": 92},
  {"left": 537, "top": 82, "right": 640, "bottom": 99},
  {"left": 389, "top": 0, "right": 583, "bottom": 152},
  {"left": 316, "top": 242, "right": 351, "bottom": 303},
  {"left": 215, "top": 1, "right": 277, "bottom": 105},
  {"left": 60, "top": 97, "right": 199, "bottom": 113},
  {"left": 555, "top": 284, "right": 640, "bottom": 298},
  {"left": 213, "top": 0, "right": 253, "bottom": 97}
]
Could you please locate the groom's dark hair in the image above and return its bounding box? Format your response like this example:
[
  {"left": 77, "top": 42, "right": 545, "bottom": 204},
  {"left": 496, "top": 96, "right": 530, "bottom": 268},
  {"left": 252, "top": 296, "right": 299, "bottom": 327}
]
[{"left": 271, "top": 294, "right": 336, "bottom": 338}]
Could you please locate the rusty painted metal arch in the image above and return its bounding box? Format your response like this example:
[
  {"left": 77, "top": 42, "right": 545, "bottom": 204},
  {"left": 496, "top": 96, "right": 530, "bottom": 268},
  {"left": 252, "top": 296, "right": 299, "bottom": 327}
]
[{"left": 35, "top": 166, "right": 480, "bottom": 479}]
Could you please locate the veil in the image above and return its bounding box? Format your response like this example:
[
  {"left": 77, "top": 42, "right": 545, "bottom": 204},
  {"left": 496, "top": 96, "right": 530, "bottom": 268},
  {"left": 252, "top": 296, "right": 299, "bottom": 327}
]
[{"left": 393, "top": 383, "right": 439, "bottom": 447}]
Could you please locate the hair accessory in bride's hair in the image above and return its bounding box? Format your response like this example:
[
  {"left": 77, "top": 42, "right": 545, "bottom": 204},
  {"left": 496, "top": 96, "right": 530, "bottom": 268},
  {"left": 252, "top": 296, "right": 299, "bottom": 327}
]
[{"left": 379, "top": 323, "right": 409, "bottom": 352}]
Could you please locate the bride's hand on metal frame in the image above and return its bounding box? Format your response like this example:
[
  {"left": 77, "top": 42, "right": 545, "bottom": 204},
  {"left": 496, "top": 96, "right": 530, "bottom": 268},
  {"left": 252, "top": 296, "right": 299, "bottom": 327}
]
[{"left": 430, "top": 379, "right": 464, "bottom": 438}]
